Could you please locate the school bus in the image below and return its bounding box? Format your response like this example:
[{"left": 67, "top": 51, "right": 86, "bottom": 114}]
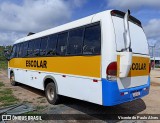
[{"left": 7, "top": 10, "right": 150, "bottom": 106}]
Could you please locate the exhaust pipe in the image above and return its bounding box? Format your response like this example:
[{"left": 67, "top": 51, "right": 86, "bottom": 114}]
[
  {"left": 124, "top": 10, "right": 132, "bottom": 52},
  {"left": 118, "top": 10, "right": 133, "bottom": 78}
]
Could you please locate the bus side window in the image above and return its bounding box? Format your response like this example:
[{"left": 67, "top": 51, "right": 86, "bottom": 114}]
[
  {"left": 18, "top": 43, "right": 24, "bottom": 57},
  {"left": 46, "top": 34, "right": 57, "bottom": 56},
  {"left": 16, "top": 44, "right": 20, "bottom": 57},
  {"left": 83, "top": 24, "right": 101, "bottom": 55},
  {"left": 33, "top": 39, "right": 41, "bottom": 56},
  {"left": 22, "top": 42, "right": 28, "bottom": 57},
  {"left": 40, "top": 37, "right": 48, "bottom": 56},
  {"left": 67, "top": 27, "right": 84, "bottom": 55},
  {"left": 10, "top": 45, "right": 16, "bottom": 59},
  {"left": 27, "top": 40, "right": 35, "bottom": 56},
  {"left": 57, "top": 32, "right": 68, "bottom": 55}
]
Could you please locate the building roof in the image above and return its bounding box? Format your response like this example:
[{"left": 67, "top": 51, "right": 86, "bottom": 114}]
[{"left": 150, "top": 57, "right": 160, "bottom": 60}]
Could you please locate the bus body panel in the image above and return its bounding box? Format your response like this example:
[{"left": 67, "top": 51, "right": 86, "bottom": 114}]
[
  {"left": 9, "top": 67, "right": 103, "bottom": 105},
  {"left": 101, "top": 13, "right": 117, "bottom": 79},
  {"left": 117, "top": 54, "right": 150, "bottom": 89},
  {"left": 102, "top": 77, "right": 150, "bottom": 106},
  {"left": 8, "top": 56, "right": 101, "bottom": 78}
]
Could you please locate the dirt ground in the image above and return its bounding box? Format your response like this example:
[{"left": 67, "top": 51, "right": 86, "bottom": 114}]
[
  {"left": 0, "top": 70, "right": 48, "bottom": 107},
  {"left": 0, "top": 69, "right": 160, "bottom": 122}
]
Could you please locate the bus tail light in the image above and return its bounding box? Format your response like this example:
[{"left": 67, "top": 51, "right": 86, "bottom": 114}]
[
  {"left": 107, "top": 62, "right": 117, "bottom": 76},
  {"left": 106, "top": 62, "right": 117, "bottom": 80},
  {"left": 120, "top": 92, "right": 128, "bottom": 96}
]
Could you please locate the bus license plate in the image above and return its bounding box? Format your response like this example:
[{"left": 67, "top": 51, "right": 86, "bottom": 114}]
[{"left": 133, "top": 91, "right": 140, "bottom": 97}]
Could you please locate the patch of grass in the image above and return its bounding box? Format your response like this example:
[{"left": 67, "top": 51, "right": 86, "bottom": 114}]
[
  {"left": 0, "top": 88, "right": 12, "bottom": 95},
  {"left": 1, "top": 102, "right": 18, "bottom": 107},
  {"left": 0, "top": 81, "right": 5, "bottom": 87},
  {"left": 1, "top": 95, "right": 19, "bottom": 102},
  {"left": 0, "top": 83, "right": 19, "bottom": 107},
  {"left": 0, "top": 61, "right": 7, "bottom": 69},
  {"left": 24, "top": 111, "right": 38, "bottom": 115}
]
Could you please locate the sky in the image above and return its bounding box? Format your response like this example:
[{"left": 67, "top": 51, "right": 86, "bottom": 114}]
[{"left": 0, "top": 0, "right": 159, "bottom": 56}]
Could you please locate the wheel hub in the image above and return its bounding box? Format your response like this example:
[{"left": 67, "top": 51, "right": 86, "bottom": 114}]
[{"left": 47, "top": 87, "right": 54, "bottom": 101}]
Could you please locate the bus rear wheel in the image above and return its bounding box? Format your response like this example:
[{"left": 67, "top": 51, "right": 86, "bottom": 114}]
[
  {"left": 45, "top": 82, "right": 59, "bottom": 105},
  {"left": 10, "top": 73, "right": 17, "bottom": 86}
]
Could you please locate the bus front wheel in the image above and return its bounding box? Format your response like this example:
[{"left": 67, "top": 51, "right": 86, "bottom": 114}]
[
  {"left": 45, "top": 82, "right": 59, "bottom": 105},
  {"left": 10, "top": 72, "right": 17, "bottom": 86}
]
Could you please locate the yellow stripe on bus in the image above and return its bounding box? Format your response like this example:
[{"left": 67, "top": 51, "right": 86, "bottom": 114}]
[
  {"left": 9, "top": 56, "right": 101, "bottom": 78},
  {"left": 117, "top": 55, "right": 150, "bottom": 77}
]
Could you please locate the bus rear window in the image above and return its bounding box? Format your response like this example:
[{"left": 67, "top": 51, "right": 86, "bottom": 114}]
[{"left": 111, "top": 10, "right": 142, "bottom": 27}]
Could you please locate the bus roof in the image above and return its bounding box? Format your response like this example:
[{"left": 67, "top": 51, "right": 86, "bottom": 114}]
[{"left": 14, "top": 10, "right": 112, "bottom": 44}]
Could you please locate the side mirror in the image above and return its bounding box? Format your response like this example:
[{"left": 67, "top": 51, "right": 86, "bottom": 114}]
[{"left": 3, "top": 48, "right": 11, "bottom": 60}]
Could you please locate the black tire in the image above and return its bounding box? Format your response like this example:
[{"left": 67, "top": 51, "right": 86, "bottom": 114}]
[
  {"left": 45, "top": 82, "right": 59, "bottom": 105},
  {"left": 10, "top": 72, "right": 17, "bottom": 86}
]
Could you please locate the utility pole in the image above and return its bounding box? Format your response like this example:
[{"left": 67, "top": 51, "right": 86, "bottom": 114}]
[
  {"left": 150, "top": 46, "right": 155, "bottom": 69},
  {"left": 153, "top": 45, "right": 156, "bottom": 69},
  {"left": 149, "top": 42, "right": 157, "bottom": 69}
]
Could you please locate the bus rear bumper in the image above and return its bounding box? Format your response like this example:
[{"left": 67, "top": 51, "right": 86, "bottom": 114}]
[{"left": 102, "top": 77, "right": 150, "bottom": 106}]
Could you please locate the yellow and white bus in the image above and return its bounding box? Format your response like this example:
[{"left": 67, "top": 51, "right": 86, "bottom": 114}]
[{"left": 7, "top": 10, "right": 150, "bottom": 106}]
